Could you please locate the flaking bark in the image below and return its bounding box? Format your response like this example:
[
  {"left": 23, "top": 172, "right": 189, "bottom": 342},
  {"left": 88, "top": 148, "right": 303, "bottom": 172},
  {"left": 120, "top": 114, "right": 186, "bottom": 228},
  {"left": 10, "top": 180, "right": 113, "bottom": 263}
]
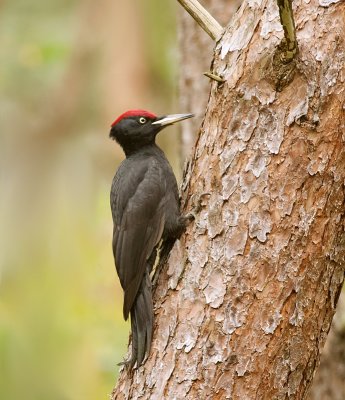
[
  {"left": 307, "top": 296, "right": 345, "bottom": 400},
  {"left": 112, "top": 0, "right": 345, "bottom": 398}
]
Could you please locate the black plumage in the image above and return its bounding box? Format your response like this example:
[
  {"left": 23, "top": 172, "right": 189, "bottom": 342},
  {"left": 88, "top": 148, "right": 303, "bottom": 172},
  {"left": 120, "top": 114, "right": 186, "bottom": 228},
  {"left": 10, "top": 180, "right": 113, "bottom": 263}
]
[{"left": 109, "top": 110, "right": 193, "bottom": 368}]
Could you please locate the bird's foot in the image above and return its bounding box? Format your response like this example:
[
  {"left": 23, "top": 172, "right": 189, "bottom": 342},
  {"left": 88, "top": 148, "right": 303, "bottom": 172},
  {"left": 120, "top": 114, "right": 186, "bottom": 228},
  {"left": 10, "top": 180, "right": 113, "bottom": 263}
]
[
  {"left": 118, "top": 357, "right": 137, "bottom": 373},
  {"left": 187, "top": 192, "right": 211, "bottom": 220},
  {"left": 181, "top": 212, "right": 195, "bottom": 226}
]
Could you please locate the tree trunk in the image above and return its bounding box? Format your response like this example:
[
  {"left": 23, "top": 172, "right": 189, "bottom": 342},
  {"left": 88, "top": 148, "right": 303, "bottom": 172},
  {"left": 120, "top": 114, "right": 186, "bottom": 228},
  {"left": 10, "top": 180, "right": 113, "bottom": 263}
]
[
  {"left": 112, "top": 0, "right": 345, "bottom": 398},
  {"left": 307, "top": 293, "right": 345, "bottom": 400}
]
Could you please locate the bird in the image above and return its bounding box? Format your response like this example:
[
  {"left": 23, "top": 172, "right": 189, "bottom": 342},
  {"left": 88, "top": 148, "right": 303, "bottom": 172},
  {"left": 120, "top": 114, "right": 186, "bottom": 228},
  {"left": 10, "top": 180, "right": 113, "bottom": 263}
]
[{"left": 109, "top": 109, "right": 194, "bottom": 369}]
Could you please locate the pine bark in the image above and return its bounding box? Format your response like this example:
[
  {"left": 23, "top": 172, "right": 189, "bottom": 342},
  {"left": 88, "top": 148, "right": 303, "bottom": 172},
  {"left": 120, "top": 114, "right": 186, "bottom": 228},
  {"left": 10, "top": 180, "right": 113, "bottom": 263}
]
[
  {"left": 307, "top": 295, "right": 345, "bottom": 400},
  {"left": 112, "top": 0, "right": 345, "bottom": 398}
]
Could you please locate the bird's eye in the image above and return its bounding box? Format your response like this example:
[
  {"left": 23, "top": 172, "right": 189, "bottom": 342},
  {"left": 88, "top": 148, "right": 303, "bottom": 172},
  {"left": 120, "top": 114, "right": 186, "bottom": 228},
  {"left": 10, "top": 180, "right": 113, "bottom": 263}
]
[{"left": 139, "top": 117, "right": 147, "bottom": 124}]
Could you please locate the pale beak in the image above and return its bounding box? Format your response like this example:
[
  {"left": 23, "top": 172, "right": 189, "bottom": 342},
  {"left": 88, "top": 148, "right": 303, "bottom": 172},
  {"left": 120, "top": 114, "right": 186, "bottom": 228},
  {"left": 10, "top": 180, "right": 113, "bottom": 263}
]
[{"left": 152, "top": 113, "right": 194, "bottom": 127}]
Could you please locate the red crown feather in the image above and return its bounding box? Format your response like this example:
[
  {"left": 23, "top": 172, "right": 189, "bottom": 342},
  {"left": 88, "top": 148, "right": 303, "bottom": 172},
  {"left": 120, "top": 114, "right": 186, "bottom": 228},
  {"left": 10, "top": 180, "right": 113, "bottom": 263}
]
[{"left": 111, "top": 110, "right": 157, "bottom": 127}]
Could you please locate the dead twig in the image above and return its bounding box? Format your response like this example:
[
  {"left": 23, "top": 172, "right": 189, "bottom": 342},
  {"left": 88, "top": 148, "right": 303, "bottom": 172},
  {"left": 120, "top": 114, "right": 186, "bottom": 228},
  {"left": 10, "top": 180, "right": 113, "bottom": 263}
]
[
  {"left": 276, "top": 0, "right": 298, "bottom": 62},
  {"left": 177, "top": 0, "right": 223, "bottom": 41}
]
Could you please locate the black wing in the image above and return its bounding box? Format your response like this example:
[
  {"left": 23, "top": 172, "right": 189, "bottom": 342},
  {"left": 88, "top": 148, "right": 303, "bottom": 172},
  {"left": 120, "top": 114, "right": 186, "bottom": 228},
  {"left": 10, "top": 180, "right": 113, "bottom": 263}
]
[{"left": 110, "top": 157, "right": 166, "bottom": 320}]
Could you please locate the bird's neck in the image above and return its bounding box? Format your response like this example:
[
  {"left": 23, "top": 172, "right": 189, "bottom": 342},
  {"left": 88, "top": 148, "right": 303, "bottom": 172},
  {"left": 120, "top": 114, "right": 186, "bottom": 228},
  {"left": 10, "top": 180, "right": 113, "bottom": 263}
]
[{"left": 123, "top": 142, "right": 160, "bottom": 158}]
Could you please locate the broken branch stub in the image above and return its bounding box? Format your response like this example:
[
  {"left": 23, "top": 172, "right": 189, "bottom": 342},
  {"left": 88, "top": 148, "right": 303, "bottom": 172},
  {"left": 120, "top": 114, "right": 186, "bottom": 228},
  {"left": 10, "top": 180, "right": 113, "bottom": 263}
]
[{"left": 177, "top": 0, "right": 223, "bottom": 41}]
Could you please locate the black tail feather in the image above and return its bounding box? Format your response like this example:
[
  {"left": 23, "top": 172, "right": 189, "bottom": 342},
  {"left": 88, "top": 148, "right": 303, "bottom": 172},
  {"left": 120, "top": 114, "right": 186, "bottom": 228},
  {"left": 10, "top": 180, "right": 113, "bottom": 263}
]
[{"left": 128, "top": 272, "right": 153, "bottom": 369}]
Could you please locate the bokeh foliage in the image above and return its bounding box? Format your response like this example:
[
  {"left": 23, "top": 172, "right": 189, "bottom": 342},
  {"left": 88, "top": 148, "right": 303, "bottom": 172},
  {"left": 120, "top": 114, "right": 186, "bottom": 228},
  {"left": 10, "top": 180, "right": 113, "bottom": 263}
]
[{"left": 0, "top": 0, "right": 178, "bottom": 398}]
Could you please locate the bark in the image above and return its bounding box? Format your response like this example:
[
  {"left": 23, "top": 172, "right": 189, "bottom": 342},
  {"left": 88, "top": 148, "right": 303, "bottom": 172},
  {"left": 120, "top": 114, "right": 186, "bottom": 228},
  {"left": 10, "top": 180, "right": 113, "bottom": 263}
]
[
  {"left": 307, "top": 293, "right": 345, "bottom": 400},
  {"left": 112, "top": 0, "right": 345, "bottom": 399}
]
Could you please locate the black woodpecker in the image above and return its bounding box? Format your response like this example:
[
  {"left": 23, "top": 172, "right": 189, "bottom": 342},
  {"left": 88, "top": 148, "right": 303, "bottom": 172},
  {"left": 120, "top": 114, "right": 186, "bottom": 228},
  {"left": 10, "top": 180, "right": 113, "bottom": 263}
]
[{"left": 109, "top": 109, "right": 194, "bottom": 369}]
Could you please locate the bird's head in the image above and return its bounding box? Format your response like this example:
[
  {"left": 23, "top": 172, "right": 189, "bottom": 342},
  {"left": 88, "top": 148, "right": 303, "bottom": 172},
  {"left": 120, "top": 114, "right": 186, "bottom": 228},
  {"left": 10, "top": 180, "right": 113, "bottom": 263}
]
[{"left": 109, "top": 109, "right": 194, "bottom": 155}]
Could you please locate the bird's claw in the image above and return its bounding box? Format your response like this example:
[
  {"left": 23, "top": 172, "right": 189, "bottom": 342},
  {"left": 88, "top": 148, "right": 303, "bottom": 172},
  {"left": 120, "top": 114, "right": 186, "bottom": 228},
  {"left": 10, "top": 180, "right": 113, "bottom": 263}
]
[
  {"left": 189, "top": 192, "right": 210, "bottom": 214},
  {"left": 184, "top": 212, "right": 195, "bottom": 224},
  {"left": 181, "top": 192, "right": 210, "bottom": 227}
]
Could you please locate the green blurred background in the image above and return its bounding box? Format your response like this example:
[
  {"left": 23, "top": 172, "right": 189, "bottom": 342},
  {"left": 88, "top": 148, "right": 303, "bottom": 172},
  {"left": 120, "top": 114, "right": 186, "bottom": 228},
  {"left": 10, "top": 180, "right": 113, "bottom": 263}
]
[{"left": 0, "top": 0, "right": 180, "bottom": 398}]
